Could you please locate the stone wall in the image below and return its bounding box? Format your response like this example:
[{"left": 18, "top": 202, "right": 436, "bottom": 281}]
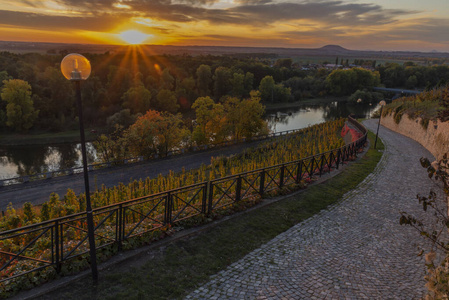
[{"left": 381, "top": 114, "right": 449, "bottom": 161}]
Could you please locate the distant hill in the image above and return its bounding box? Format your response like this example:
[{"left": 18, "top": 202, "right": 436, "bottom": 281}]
[
  {"left": 318, "top": 45, "right": 349, "bottom": 52},
  {"left": 0, "top": 40, "right": 448, "bottom": 60}
]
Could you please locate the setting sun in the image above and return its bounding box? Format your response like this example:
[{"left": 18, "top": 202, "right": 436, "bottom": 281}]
[{"left": 119, "top": 30, "right": 151, "bottom": 45}]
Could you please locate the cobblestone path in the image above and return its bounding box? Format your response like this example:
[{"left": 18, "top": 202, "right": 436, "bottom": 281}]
[{"left": 186, "top": 119, "right": 441, "bottom": 299}]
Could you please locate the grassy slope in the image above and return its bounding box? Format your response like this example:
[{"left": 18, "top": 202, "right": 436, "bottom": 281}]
[{"left": 37, "top": 130, "right": 384, "bottom": 300}]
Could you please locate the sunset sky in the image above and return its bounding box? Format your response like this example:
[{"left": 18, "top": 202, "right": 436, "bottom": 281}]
[{"left": 0, "top": 0, "right": 448, "bottom": 52}]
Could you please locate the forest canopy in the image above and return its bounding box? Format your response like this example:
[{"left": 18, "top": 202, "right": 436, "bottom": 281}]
[{"left": 0, "top": 51, "right": 448, "bottom": 133}]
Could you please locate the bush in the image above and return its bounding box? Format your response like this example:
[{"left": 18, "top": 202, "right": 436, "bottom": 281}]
[{"left": 400, "top": 154, "right": 449, "bottom": 299}]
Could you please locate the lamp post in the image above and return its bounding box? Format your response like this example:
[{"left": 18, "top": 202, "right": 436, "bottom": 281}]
[
  {"left": 374, "top": 100, "right": 386, "bottom": 149},
  {"left": 61, "top": 53, "right": 98, "bottom": 281}
]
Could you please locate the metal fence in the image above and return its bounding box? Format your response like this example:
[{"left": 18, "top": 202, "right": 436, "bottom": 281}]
[{"left": 0, "top": 116, "right": 367, "bottom": 284}]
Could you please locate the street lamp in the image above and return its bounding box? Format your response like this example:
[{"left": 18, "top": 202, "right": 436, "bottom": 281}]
[
  {"left": 61, "top": 53, "right": 98, "bottom": 281},
  {"left": 374, "top": 100, "right": 386, "bottom": 149}
]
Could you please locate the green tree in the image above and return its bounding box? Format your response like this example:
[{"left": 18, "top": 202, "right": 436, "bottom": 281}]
[
  {"left": 0, "top": 71, "right": 12, "bottom": 89},
  {"left": 122, "top": 85, "right": 152, "bottom": 114},
  {"left": 230, "top": 72, "right": 245, "bottom": 97},
  {"left": 175, "top": 76, "right": 197, "bottom": 110},
  {"left": 244, "top": 72, "right": 254, "bottom": 95},
  {"left": 259, "top": 76, "right": 275, "bottom": 102},
  {"left": 155, "top": 89, "right": 179, "bottom": 113},
  {"left": 326, "top": 68, "right": 380, "bottom": 96},
  {"left": 213, "top": 66, "right": 232, "bottom": 100},
  {"left": 1, "top": 79, "right": 38, "bottom": 131},
  {"left": 406, "top": 75, "right": 418, "bottom": 89},
  {"left": 274, "top": 84, "right": 292, "bottom": 102},
  {"left": 161, "top": 68, "right": 175, "bottom": 90},
  {"left": 106, "top": 109, "right": 138, "bottom": 132},
  {"left": 38, "top": 66, "right": 73, "bottom": 130},
  {"left": 196, "top": 64, "right": 212, "bottom": 96},
  {"left": 274, "top": 58, "right": 293, "bottom": 69}
]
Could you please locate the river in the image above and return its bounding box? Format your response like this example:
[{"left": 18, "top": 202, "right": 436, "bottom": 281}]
[{"left": 0, "top": 99, "right": 381, "bottom": 179}]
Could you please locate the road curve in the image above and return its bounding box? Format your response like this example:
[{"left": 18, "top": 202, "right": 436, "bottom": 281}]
[{"left": 186, "top": 119, "right": 440, "bottom": 299}]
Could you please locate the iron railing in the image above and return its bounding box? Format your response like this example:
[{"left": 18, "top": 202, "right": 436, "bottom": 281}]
[{"left": 0, "top": 116, "right": 367, "bottom": 284}]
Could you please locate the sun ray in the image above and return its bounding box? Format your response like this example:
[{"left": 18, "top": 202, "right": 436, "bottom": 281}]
[{"left": 119, "top": 30, "right": 151, "bottom": 45}]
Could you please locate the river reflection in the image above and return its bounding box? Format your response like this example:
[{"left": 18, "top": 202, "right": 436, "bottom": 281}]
[
  {"left": 0, "top": 99, "right": 382, "bottom": 179},
  {"left": 266, "top": 100, "right": 380, "bottom": 133},
  {"left": 0, "top": 143, "right": 96, "bottom": 179}
]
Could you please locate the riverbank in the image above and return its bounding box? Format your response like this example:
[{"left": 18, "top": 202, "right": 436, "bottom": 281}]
[
  {"left": 263, "top": 96, "right": 348, "bottom": 110},
  {"left": 0, "top": 129, "right": 97, "bottom": 146},
  {"left": 0, "top": 97, "right": 348, "bottom": 146}
]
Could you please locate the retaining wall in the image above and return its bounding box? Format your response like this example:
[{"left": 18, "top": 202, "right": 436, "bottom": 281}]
[{"left": 381, "top": 114, "right": 449, "bottom": 161}]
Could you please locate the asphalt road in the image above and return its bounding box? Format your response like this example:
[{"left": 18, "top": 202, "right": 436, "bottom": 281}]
[{"left": 0, "top": 140, "right": 265, "bottom": 211}]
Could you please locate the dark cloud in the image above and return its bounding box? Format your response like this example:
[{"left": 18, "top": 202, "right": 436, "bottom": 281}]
[
  {"left": 173, "top": 0, "right": 220, "bottom": 5},
  {"left": 0, "top": 10, "right": 123, "bottom": 31},
  {"left": 233, "top": 0, "right": 273, "bottom": 4},
  {"left": 6, "top": 0, "right": 443, "bottom": 49},
  {"left": 44, "top": 0, "right": 418, "bottom": 27},
  {"left": 228, "top": 2, "right": 416, "bottom": 26},
  {"left": 379, "top": 18, "right": 449, "bottom": 44}
]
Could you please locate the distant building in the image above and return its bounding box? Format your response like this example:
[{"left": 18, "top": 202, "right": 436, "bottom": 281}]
[{"left": 324, "top": 64, "right": 343, "bottom": 69}]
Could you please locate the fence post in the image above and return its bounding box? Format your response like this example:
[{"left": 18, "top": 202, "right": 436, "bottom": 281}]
[
  {"left": 319, "top": 154, "right": 324, "bottom": 176},
  {"left": 309, "top": 158, "right": 314, "bottom": 178},
  {"left": 259, "top": 169, "right": 265, "bottom": 195},
  {"left": 235, "top": 176, "right": 242, "bottom": 202},
  {"left": 279, "top": 165, "right": 285, "bottom": 188},
  {"left": 296, "top": 161, "right": 303, "bottom": 183},
  {"left": 54, "top": 220, "right": 61, "bottom": 273},
  {"left": 336, "top": 149, "right": 341, "bottom": 169},
  {"left": 202, "top": 182, "right": 208, "bottom": 214},
  {"left": 208, "top": 182, "right": 214, "bottom": 215},
  {"left": 117, "top": 204, "right": 123, "bottom": 250},
  {"left": 164, "top": 192, "right": 172, "bottom": 225}
]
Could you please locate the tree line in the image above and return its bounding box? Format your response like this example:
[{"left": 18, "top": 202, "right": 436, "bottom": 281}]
[{"left": 1, "top": 51, "right": 449, "bottom": 133}]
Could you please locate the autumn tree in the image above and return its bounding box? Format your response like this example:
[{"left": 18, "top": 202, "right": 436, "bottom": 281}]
[
  {"left": 94, "top": 126, "right": 130, "bottom": 162},
  {"left": 191, "top": 96, "right": 226, "bottom": 145},
  {"left": 125, "top": 110, "right": 188, "bottom": 157},
  {"left": 1, "top": 79, "right": 39, "bottom": 132},
  {"left": 153, "top": 112, "right": 190, "bottom": 155},
  {"left": 224, "top": 92, "right": 268, "bottom": 140}
]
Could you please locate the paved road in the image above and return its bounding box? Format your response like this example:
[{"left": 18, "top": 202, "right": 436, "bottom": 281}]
[
  {"left": 0, "top": 140, "right": 266, "bottom": 211},
  {"left": 186, "top": 119, "right": 441, "bottom": 299}
]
